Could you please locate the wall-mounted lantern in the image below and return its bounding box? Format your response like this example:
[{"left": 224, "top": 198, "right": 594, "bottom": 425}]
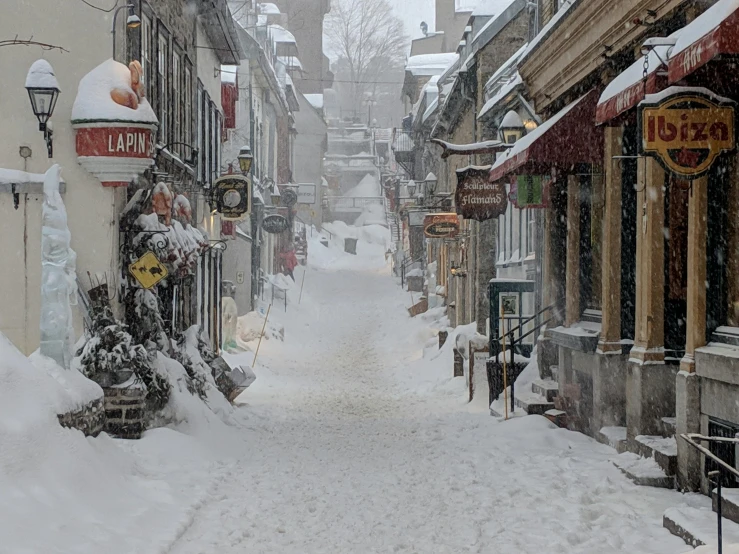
[
  {"left": 25, "top": 60, "right": 60, "bottom": 158},
  {"left": 499, "top": 110, "right": 526, "bottom": 144},
  {"left": 238, "top": 146, "right": 253, "bottom": 175}
]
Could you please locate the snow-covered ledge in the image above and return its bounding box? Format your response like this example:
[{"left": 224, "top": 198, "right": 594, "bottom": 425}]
[
  {"left": 71, "top": 59, "right": 158, "bottom": 187},
  {"left": 547, "top": 320, "right": 602, "bottom": 353}
]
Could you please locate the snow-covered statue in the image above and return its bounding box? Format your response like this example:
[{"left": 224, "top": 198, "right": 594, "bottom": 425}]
[{"left": 40, "top": 164, "right": 77, "bottom": 369}]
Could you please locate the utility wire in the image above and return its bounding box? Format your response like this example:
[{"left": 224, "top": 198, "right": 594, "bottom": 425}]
[{"left": 77, "top": 0, "right": 119, "bottom": 12}]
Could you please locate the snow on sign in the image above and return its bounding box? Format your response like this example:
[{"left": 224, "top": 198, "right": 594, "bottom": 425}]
[
  {"left": 129, "top": 251, "right": 168, "bottom": 289},
  {"left": 455, "top": 166, "right": 507, "bottom": 221},
  {"left": 638, "top": 87, "right": 736, "bottom": 178}
]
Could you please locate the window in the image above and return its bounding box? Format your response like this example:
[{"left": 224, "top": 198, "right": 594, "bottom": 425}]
[
  {"left": 526, "top": 209, "right": 536, "bottom": 255},
  {"left": 157, "top": 28, "right": 169, "bottom": 143},
  {"left": 203, "top": 91, "right": 211, "bottom": 184},
  {"left": 172, "top": 49, "right": 181, "bottom": 155},
  {"left": 197, "top": 81, "right": 204, "bottom": 184},
  {"left": 141, "top": 14, "right": 153, "bottom": 98}
]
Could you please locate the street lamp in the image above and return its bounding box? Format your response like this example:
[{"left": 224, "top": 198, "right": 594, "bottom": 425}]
[
  {"left": 499, "top": 110, "right": 526, "bottom": 144},
  {"left": 25, "top": 60, "right": 60, "bottom": 158},
  {"left": 424, "top": 172, "right": 438, "bottom": 197},
  {"left": 238, "top": 146, "right": 253, "bottom": 175},
  {"left": 407, "top": 180, "right": 417, "bottom": 196},
  {"left": 112, "top": 4, "right": 141, "bottom": 60}
]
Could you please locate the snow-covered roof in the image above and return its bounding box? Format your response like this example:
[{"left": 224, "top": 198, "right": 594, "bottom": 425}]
[
  {"left": 472, "top": 0, "right": 524, "bottom": 47},
  {"left": 259, "top": 2, "right": 281, "bottom": 14},
  {"left": 269, "top": 25, "right": 296, "bottom": 44},
  {"left": 25, "top": 59, "right": 60, "bottom": 89},
  {"left": 501, "top": 109, "right": 524, "bottom": 128},
  {"left": 304, "top": 93, "right": 324, "bottom": 110},
  {"left": 484, "top": 42, "right": 528, "bottom": 90},
  {"left": 405, "top": 53, "right": 459, "bottom": 76},
  {"left": 71, "top": 59, "right": 157, "bottom": 124},
  {"left": 422, "top": 96, "right": 439, "bottom": 123},
  {"left": 478, "top": 72, "right": 523, "bottom": 119},
  {"left": 672, "top": 0, "right": 739, "bottom": 57},
  {"left": 0, "top": 168, "right": 64, "bottom": 186},
  {"left": 278, "top": 56, "right": 303, "bottom": 70},
  {"left": 520, "top": 0, "right": 577, "bottom": 62},
  {"left": 597, "top": 41, "right": 673, "bottom": 105}
]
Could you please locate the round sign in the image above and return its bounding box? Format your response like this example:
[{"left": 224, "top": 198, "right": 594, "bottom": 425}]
[
  {"left": 262, "top": 214, "right": 290, "bottom": 234},
  {"left": 223, "top": 189, "right": 242, "bottom": 208},
  {"left": 281, "top": 187, "right": 298, "bottom": 207}
]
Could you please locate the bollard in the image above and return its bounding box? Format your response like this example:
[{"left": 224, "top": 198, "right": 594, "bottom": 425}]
[
  {"left": 439, "top": 330, "right": 448, "bottom": 349},
  {"left": 453, "top": 348, "right": 464, "bottom": 377}
]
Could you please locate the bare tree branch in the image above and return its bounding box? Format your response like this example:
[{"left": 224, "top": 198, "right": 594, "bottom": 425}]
[{"left": 0, "top": 36, "right": 69, "bottom": 53}]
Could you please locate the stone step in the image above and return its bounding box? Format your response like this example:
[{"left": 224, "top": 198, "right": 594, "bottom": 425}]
[
  {"left": 713, "top": 488, "right": 739, "bottom": 526},
  {"left": 597, "top": 426, "right": 628, "bottom": 453},
  {"left": 513, "top": 391, "right": 554, "bottom": 416},
  {"left": 612, "top": 452, "right": 674, "bottom": 488},
  {"left": 531, "top": 379, "right": 559, "bottom": 402},
  {"left": 544, "top": 409, "right": 567, "bottom": 427},
  {"left": 634, "top": 434, "right": 678, "bottom": 476},
  {"left": 664, "top": 503, "right": 739, "bottom": 548},
  {"left": 661, "top": 416, "right": 677, "bottom": 437}
]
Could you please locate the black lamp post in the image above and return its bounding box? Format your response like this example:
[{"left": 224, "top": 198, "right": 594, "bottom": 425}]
[
  {"left": 112, "top": 3, "right": 141, "bottom": 60},
  {"left": 25, "top": 60, "right": 60, "bottom": 158}
]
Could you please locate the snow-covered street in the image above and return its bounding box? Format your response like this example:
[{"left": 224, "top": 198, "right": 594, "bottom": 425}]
[{"left": 158, "top": 247, "right": 697, "bottom": 554}]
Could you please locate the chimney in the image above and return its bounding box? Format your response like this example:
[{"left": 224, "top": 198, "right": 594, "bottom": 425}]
[{"left": 435, "top": 0, "right": 455, "bottom": 35}]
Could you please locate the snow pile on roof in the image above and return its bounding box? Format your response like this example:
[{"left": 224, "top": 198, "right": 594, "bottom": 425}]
[
  {"left": 259, "top": 2, "right": 281, "bottom": 14},
  {"left": 304, "top": 93, "right": 324, "bottom": 110},
  {"left": 269, "top": 24, "right": 297, "bottom": 44},
  {"left": 672, "top": 0, "right": 739, "bottom": 57},
  {"left": 0, "top": 168, "right": 64, "bottom": 186},
  {"left": 25, "top": 59, "right": 59, "bottom": 89},
  {"left": 278, "top": 56, "right": 303, "bottom": 69},
  {"left": 406, "top": 53, "right": 459, "bottom": 76},
  {"left": 472, "top": 0, "right": 516, "bottom": 17},
  {"left": 478, "top": 72, "right": 523, "bottom": 119},
  {"left": 220, "top": 65, "right": 237, "bottom": 84},
  {"left": 71, "top": 59, "right": 157, "bottom": 124}
]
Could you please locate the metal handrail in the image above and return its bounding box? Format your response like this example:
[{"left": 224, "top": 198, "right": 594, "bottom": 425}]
[{"left": 680, "top": 433, "right": 739, "bottom": 554}]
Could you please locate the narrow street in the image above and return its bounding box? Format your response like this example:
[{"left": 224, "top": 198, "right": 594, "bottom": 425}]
[{"left": 166, "top": 259, "right": 694, "bottom": 554}]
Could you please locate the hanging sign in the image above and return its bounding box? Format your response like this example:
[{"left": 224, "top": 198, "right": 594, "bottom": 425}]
[
  {"left": 262, "top": 214, "right": 290, "bottom": 234},
  {"left": 279, "top": 186, "right": 298, "bottom": 207},
  {"left": 408, "top": 210, "right": 427, "bottom": 227},
  {"left": 423, "top": 213, "right": 459, "bottom": 238},
  {"left": 455, "top": 166, "right": 507, "bottom": 221},
  {"left": 129, "top": 251, "right": 168, "bottom": 289},
  {"left": 297, "top": 184, "right": 317, "bottom": 204},
  {"left": 213, "top": 175, "right": 251, "bottom": 219},
  {"left": 511, "top": 175, "right": 550, "bottom": 208},
  {"left": 638, "top": 88, "right": 736, "bottom": 178}
]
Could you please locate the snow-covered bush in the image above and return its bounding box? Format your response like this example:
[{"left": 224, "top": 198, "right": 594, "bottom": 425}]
[{"left": 74, "top": 307, "right": 170, "bottom": 410}]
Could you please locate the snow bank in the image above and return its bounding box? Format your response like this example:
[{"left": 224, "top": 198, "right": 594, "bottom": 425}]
[
  {"left": 353, "top": 203, "right": 387, "bottom": 227},
  {"left": 345, "top": 173, "right": 380, "bottom": 197},
  {"left": 30, "top": 351, "right": 102, "bottom": 412},
  {"left": 237, "top": 310, "right": 285, "bottom": 344},
  {"left": 311, "top": 221, "right": 389, "bottom": 271},
  {"left": 72, "top": 59, "right": 157, "bottom": 123}
]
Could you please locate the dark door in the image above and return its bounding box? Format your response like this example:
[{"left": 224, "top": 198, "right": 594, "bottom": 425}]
[{"left": 664, "top": 178, "right": 689, "bottom": 361}]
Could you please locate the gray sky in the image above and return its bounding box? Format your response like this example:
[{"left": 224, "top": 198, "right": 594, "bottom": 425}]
[{"left": 392, "top": 0, "right": 436, "bottom": 43}]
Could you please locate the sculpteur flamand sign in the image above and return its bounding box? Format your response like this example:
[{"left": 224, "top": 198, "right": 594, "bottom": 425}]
[
  {"left": 638, "top": 87, "right": 736, "bottom": 179},
  {"left": 455, "top": 166, "right": 507, "bottom": 221}
]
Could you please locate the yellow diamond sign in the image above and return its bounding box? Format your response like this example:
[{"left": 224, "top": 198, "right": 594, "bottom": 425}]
[{"left": 129, "top": 251, "right": 168, "bottom": 289}]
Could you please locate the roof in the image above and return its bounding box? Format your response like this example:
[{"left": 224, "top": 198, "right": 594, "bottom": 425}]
[
  {"left": 471, "top": 0, "right": 525, "bottom": 49},
  {"left": 269, "top": 25, "right": 296, "bottom": 44},
  {"left": 259, "top": 2, "right": 281, "bottom": 14},
  {"left": 405, "top": 53, "right": 459, "bottom": 76},
  {"left": 278, "top": 56, "right": 303, "bottom": 70},
  {"left": 672, "top": 0, "right": 739, "bottom": 57},
  {"left": 304, "top": 94, "right": 324, "bottom": 110},
  {"left": 198, "top": 0, "right": 244, "bottom": 65}
]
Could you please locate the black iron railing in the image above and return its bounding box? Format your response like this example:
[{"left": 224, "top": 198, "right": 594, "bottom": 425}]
[
  {"left": 488, "top": 305, "right": 554, "bottom": 409},
  {"left": 680, "top": 433, "right": 739, "bottom": 554}
]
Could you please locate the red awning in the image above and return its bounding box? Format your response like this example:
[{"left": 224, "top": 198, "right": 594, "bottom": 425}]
[
  {"left": 668, "top": 0, "right": 739, "bottom": 83},
  {"left": 489, "top": 89, "right": 602, "bottom": 182}
]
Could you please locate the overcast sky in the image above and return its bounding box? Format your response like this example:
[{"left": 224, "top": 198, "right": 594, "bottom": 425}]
[{"left": 392, "top": 0, "right": 436, "bottom": 44}]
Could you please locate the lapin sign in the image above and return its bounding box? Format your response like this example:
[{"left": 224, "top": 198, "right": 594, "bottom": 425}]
[{"left": 638, "top": 87, "right": 736, "bottom": 178}]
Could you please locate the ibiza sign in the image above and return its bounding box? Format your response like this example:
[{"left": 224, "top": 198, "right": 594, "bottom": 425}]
[
  {"left": 638, "top": 88, "right": 736, "bottom": 178},
  {"left": 423, "top": 213, "right": 459, "bottom": 238},
  {"left": 455, "top": 166, "right": 507, "bottom": 221}
]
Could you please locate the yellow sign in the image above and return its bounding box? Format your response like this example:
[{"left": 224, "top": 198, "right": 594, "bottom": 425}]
[
  {"left": 639, "top": 89, "right": 735, "bottom": 178},
  {"left": 128, "top": 251, "right": 168, "bottom": 289}
]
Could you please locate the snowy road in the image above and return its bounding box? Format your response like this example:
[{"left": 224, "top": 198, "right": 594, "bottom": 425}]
[{"left": 165, "top": 262, "right": 695, "bottom": 554}]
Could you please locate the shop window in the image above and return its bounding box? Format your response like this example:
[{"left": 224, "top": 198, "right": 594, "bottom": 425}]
[
  {"left": 184, "top": 62, "right": 193, "bottom": 152},
  {"left": 579, "top": 166, "right": 604, "bottom": 313},
  {"left": 140, "top": 13, "right": 153, "bottom": 99},
  {"left": 172, "top": 49, "right": 181, "bottom": 156},
  {"left": 156, "top": 27, "right": 169, "bottom": 144},
  {"left": 196, "top": 81, "right": 204, "bottom": 184},
  {"left": 708, "top": 160, "right": 730, "bottom": 334},
  {"left": 526, "top": 209, "right": 536, "bottom": 256},
  {"left": 203, "top": 90, "right": 211, "bottom": 184}
]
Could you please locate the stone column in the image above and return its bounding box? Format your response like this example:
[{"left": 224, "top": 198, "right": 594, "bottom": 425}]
[
  {"left": 598, "top": 126, "right": 623, "bottom": 354},
  {"left": 680, "top": 176, "right": 708, "bottom": 373},
  {"left": 676, "top": 175, "right": 708, "bottom": 491},
  {"left": 632, "top": 157, "right": 665, "bottom": 363},
  {"left": 566, "top": 174, "right": 580, "bottom": 326}
]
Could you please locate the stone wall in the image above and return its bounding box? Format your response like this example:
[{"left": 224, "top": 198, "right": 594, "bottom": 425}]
[
  {"left": 103, "top": 383, "right": 147, "bottom": 440},
  {"left": 57, "top": 396, "right": 106, "bottom": 437}
]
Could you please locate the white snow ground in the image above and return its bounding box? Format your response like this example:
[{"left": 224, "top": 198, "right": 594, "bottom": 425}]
[{"left": 0, "top": 224, "right": 722, "bottom": 553}]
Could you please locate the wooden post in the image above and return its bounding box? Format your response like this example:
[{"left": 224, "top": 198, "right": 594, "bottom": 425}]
[
  {"left": 632, "top": 157, "right": 665, "bottom": 363},
  {"left": 598, "top": 126, "right": 624, "bottom": 354},
  {"left": 566, "top": 174, "right": 580, "bottom": 327},
  {"left": 681, "top": 176, "right": 708, "bottom": 373},
  {"left": 252, "top": 304, "right": 272, "bottom": 368},
  {"left": 299, "top": 268, "right": 306, "bottom": 304}
]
